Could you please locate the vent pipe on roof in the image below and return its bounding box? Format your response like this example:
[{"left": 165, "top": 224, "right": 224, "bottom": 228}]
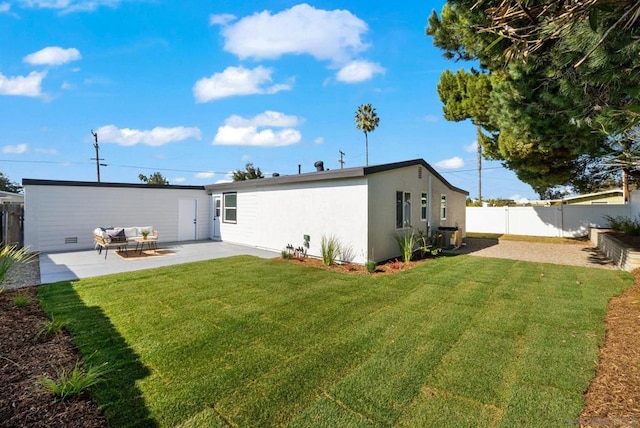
[
  {"left": 314, "top": 161, "right": 324, "bottom": 172},
  {"left": 272, "top": 172, "right": 280, "bottom": 177}
]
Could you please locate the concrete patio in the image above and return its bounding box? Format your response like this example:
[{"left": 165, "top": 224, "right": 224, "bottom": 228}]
[{"left": 39, "top": 240, "right": 279, "bottom": 284}]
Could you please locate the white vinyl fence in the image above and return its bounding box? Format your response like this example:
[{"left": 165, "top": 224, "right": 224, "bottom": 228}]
[{"left": 467, "top": 204, "right": 633, "bottom": 238}]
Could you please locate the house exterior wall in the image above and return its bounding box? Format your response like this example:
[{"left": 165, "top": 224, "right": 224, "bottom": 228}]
[
  {"left": 564, "top": 194, "right": 624, "bottom": 205},
  {"left": 24, "top": 183, "right": 210, "bottom": 252},
  {"left": 366, "top": 165, "right": 467, "bottom": 262},
  {"left": 213, "top": 178, "right": 370, "bottom": 263}
]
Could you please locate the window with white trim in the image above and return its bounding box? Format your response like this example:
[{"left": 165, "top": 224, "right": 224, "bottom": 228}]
[
  {"left": 421, "top": 192, "right": 428, "bottom": 221},
  {"left": 396, "top": 191, "right": 411, "bottom": 228},
  {"left": 440, "top": 194, "right": 447, "bottom": 220},
  {"left": 223, "top": 192, "right": 237, "bottom": 223}
]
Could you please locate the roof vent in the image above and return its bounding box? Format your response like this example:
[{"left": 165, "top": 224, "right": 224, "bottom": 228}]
[
  {"left": 314, "top": 161, "right": 324, "bottom": 172},
  {"left": 272, "top": 172, "right": 280, "bottom": 177}
]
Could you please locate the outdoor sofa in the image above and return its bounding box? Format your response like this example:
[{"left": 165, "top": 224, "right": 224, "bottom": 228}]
[{"left": 93, "top": 226, "right": 157, "bottom": 258}]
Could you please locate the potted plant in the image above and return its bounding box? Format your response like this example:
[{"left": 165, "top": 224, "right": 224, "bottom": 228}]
[{"left": 141, "top": 230, "right": 150, "bottom": 240}]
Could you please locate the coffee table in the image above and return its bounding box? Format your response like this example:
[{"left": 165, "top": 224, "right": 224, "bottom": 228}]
[{"left": 133, "top": 237, "right": 158, "bottom": 254}]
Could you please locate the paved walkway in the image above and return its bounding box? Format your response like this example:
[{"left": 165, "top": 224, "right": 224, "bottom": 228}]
[{"left": 39, "top": 240, "right": 279, "bottom": 284}]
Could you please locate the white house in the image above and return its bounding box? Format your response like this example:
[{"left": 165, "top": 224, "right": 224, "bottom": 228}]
[
  {"left": 205, "top": 159, "right": 468, "bottom": 264},
  {"left": 22, "top": 159, "right": 468, "bottom": 261},
  {"left": 22, "top": 179, "right": 210, "bottom": 253}
]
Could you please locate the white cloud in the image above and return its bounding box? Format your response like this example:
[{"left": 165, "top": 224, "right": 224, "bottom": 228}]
[
  {"left": 196, "top": 172, "right": 215, "bottom": 179},
  {"left": 314, "top": 137, "right": 324, "bottom": 145},
  {"left": 435, "top": 156, "right": 464, "bottom": 169},
  {"left": 96, "top": 125, "right": 202, "bottom": 146},
  {"left": 225, "top": 110, "right": 301, "bottom": 128},
  {"left": 0, "top": 71, "right": 46, "bottom": 97},
  {"left": 209, "top": 13, "right": 235, "bottom": 25},
  {"left": 336, "top": 60, "right": 384, "bottom": 83},
  {"left": 24, "top": 46, "right": 81, "bottom": 66},
  {"left": 193, "top": 66, "right": 292, "bottom": 102},
  {"left": 464, "top": 140, "right": 478, "bottom": 153},
  {"left": 220, "top": 4, "right": 369, "bottom": 64},
  {"left": 17, "top": 0, "right": 127, "bottom": 13},
  {"left": 35, "top": 148, "right": 58, "bottom": 155},
  {"left": 213, "top": 111, "right": 302, "bottom": 147},
  {"left": 241, "top": 154, "right": 251, "bottom": 161},
  {"left": 2, "top": 144, "right": 27, "bottom": 154},
  {"left": 423, "top": 115, "right": 439, "bottom": 123},
  {"left": 173, "top": 177, "right": 186, "bottom": 183},
  {"left": 0, "top": 2, "right": 10, "bottom": 12}
]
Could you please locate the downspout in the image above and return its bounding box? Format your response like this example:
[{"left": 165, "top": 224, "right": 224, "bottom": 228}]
[{"left": 428, "top": 175, "right": 432, "bottom": 236}]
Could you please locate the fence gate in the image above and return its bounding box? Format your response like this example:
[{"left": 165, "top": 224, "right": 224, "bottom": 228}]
[{"left": 0, "top": 203, "right": 24, "bottom": 248}]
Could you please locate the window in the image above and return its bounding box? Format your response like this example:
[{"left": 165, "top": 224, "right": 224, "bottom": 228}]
[
  {"left": 440, "top": 194, "right": 447, "bottom": 220},
  {"left": 421, "top": 192, "right": 428, "bottom": 221},
  {"left": 223, "top": 192, "right": 237, "bottom": 223},
  {"left": 396, "top": 191, "right": 411, "bottom": 228}
]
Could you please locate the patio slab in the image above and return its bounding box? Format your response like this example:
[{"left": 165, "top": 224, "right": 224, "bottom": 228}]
[{"left": 39, "top": 240, "right": 279, "bottom": 284}]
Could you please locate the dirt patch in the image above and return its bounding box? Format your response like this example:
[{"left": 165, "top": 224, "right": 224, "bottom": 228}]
[
  {"left": 279, "top": 255, "right": 436, "bottom": 275},
  {"left": 0, "top": 286, "right": 106, "bottom": 428}
]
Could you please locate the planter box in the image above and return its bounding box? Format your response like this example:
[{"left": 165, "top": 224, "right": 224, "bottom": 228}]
[{"left": 590, "top": 228, "right": 640, "bottom": 272}]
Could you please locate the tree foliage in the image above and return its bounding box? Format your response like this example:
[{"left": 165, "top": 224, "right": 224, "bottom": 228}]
[
  {"left": 354, "top": 104, "right": 380, "bottom": 166},
  {"left": 427, "top": 1, "right": 640, "bottom": 195},
  {"left": 0, "top": 172, "right": 21, "bottom": 193},
  {"left": 232, "top": 163, "right": 264, "bottom": 181},
  {"left": 138, "top": 172, "right": 169, "bottom": 185}
]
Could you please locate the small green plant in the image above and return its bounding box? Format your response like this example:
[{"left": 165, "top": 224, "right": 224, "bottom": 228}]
[
  {"left": 39, "top": 362, "right": 110, "bottom": 400},
  {"left": 37, "top": 317, "right": 68, "bottom": 339},
  {"left": 365, "top": 260, "right": 376, "bottom": 273},
  {"left": 281, "top": 249, "right": 293, "bottom": 259},
  {"left": 393, "top": 229, "right": 416, "bottom": 263},
  {"left": 141, "top": 230, "right": 150, "bottom": 239},
  {"left": 320, "top": 235, "right": 341, "bottom": 266},
  {"left": 13, "top": 294, "right": 32, "bottom": 307}
]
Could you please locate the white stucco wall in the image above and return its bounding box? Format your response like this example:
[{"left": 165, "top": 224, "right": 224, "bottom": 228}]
[
  {"left": 24, "top": 183, "right": 210, "bottom": 252},
  {"left": 214, "top": 178, "right": 370, "bottom": 264}
]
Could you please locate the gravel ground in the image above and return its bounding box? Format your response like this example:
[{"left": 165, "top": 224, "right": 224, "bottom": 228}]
[{"left": 454, "top": 237, "right": 617, "bottom": 270}]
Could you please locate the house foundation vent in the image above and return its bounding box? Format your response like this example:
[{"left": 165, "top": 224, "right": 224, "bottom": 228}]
[{"left": 65, "top": 237, "right": 78, "bottom": 244}]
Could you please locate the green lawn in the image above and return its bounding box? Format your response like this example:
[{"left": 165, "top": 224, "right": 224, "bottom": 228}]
[{"left": 38, "top": 255, "right": 632, "bottom": 427}]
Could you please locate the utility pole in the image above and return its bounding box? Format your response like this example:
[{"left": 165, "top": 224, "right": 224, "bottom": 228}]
[
  {"left": 339, "top": 150, "right": 345, "bottom": 169},
  {"left": 90, "top": 130, "right": 106, "bottom": 182},
  {"left": 476, "top": 126, "right": 482, "bottom": 203}
]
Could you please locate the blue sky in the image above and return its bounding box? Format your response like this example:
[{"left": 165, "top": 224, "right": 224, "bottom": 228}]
[{"left": 0, "top": 0, "right": 539, "bottom": 200}]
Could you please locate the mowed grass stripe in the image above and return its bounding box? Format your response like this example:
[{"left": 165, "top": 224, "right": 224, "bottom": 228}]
[{"left": 38, "top": 255, "right": 632, "bottom": 427}]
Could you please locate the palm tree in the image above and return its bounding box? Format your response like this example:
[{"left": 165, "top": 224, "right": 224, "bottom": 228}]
[{"left": 355, "top": 103, "right": 380, "bottom": 166}]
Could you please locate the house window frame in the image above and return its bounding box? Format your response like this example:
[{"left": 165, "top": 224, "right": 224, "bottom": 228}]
[
  {"left": 396, "top": 191, "right": 412, "bottom": 228},
  {"left": 421, "top": 192, "right": 428, "bottom": 221},
  {"left": 223, "top": 192, "right": 237, "bottom": 224},
  {"left": 440, "top": 194, "right": 447, "bottom": 220}
]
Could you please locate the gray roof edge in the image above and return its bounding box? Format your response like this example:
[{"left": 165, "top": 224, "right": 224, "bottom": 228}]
[
  {"left": 206, "top": 159, "right": 469, "bottom": 195},
  {"left": 363, "top": 158, "right": 469, "bottom": 195},
  {"left": 205, "top": 167, "right": 365, "bottom": 192},
  {"left": 22, "top": 178, "right": 205, "bottom": 190}
]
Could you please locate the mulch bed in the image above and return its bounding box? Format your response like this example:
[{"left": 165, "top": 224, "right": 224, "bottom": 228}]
[
  {"left": 1, "top": 257, "right": 639, "bottom": 426},
  {"left": 0, "top": 286, "right": 106, "bottom": 428}
]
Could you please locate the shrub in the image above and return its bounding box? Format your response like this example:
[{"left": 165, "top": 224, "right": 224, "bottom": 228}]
[
  {"left": 13, "top": 294, "right": 32, "bottom": 307},
  {"left": 320, "top": 235, "right": 341, "bottom": 266},
  {"left": 393, "top": 229, "right": 416, "bottom": 263},
  {"left": 39, "top": 362, "right": 109, "bottom": 400},
  {"left": 605, "top": 215, "right": 640, "bottom": 236},
  {"left": 365, "top": 260, "right": 376, "bottom": 273}
]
